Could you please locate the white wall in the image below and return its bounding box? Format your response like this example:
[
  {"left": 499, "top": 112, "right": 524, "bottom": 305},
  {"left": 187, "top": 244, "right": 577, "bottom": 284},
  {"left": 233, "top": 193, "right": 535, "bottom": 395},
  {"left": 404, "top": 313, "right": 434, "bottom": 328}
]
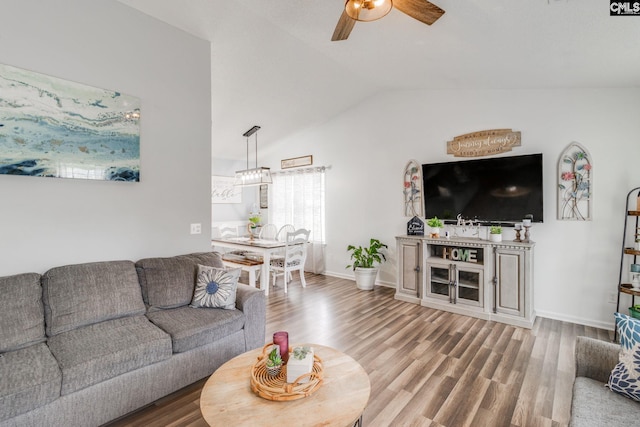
[
  {"left": 261, "top": 88, "right": 640, "bottom": 330},
  {"left": 211, "top": 157, "right": 258, "bottom": 226},
  {"left": 0, "top": 0, "right": 212, "bottom": 276}
]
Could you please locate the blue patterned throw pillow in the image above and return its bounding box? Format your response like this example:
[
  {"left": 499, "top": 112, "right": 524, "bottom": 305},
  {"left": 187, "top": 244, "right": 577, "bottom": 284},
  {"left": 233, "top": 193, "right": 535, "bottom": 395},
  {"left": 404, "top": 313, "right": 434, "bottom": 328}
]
[
  {"left": 190, "top": 265, "right": 240, "bottom": 310},
  {"left": 607, "top": 312, "right": 640, "bottom": 401}
]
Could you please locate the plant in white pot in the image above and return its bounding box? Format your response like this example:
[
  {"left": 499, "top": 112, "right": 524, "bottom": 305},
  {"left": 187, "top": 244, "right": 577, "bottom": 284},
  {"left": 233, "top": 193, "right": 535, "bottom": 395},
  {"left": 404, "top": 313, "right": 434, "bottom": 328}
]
[
  {"left": 427, "top": 217, "right": 443, "bottom": 238},
  {"left": 489, "top": 226, "right": 502, "bottom": 242},
  {"left": 346, "top": 238, "right": 388, "bottom": 291}
]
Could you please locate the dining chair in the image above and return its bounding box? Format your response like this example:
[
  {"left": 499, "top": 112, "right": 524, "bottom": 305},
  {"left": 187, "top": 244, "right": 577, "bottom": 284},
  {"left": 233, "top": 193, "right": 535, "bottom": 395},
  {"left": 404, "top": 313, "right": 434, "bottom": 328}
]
[
  {"left": 269, "top": 228, "right": 310, "bottom": 293},
  {"left": 258, "top": 223, "right": 278, "bottom": 240},
  {"left": 276, "top": 224, "right": 295, "bottom": 242}
]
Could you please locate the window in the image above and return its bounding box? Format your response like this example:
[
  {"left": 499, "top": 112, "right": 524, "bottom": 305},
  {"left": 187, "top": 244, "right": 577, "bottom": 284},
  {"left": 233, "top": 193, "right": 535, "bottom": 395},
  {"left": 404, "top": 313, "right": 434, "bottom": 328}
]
[{"left": 269, "top": 166, "right": 326, "bottom": 273}]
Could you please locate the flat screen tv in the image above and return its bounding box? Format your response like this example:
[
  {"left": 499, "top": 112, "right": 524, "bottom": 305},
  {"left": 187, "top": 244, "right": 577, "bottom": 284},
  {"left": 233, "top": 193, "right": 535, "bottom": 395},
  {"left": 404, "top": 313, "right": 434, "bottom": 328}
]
[{"left": 422, "top": 153, "right": 543, "bottom": 225}]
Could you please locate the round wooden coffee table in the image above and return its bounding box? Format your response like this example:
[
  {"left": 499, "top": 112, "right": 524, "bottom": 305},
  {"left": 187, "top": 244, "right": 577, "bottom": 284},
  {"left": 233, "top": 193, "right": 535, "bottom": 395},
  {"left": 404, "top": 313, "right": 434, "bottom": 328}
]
[{"left": 200, "top": 344, "right": 370, "bottom": 426}]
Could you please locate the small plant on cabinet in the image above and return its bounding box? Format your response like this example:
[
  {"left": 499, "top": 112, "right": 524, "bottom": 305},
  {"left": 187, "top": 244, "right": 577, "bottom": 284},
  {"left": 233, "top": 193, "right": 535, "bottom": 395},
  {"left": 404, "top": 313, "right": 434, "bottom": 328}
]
[
  {"left": 427, "top": 217, "right": 443, "bottom": 238},
  {"left": 489, "top": 225, "right": 502, "bottom": 242},
  {"left": 427, "top": 217, "right": 444, "bottom": 228}
]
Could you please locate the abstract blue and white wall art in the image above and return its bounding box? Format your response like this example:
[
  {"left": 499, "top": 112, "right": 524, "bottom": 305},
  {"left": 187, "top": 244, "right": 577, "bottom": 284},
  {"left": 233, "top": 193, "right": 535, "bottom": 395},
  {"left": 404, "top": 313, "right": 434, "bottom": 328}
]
[{"left": 0, "top": 63, "right": 140, "bottom": 181}]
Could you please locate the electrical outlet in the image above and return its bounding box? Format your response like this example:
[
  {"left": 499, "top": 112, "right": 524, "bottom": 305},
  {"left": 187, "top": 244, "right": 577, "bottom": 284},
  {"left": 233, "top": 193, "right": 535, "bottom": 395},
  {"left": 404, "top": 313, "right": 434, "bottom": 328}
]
[
  {"left": 190, "top": 223, "right": 202, "bottom": 235},
  {"left": 607, "top": 292, "right": 617, "bottom": 304}
]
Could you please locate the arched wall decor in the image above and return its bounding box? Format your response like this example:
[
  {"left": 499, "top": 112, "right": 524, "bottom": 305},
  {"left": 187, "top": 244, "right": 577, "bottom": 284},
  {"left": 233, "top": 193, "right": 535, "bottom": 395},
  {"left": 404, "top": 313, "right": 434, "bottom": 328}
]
[
  {"left": 557, "top": 142, "right": 593, "bottom": 221},
  {"left": 403, "top": 160, "right": 423, "bottom": 217}
]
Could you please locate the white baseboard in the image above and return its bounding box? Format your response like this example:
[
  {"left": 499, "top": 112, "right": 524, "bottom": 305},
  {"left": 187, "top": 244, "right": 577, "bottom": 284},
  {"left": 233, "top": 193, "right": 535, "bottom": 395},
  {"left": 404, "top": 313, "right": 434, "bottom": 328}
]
[
  {"left": 524, "top": 310, "right": 614, "bottom": 331},
  {"left": 324, "top": 270, "right": 395, "bottom": 288},
  {"left": 325, "top": 271, "right": 615, "bottom": 331}
]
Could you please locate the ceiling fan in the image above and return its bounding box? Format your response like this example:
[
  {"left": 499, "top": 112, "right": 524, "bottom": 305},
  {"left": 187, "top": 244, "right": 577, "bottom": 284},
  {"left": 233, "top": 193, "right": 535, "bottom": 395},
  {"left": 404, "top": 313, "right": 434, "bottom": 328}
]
[{"left": 331, "top": 0, "right": 445, "bottom": 41}]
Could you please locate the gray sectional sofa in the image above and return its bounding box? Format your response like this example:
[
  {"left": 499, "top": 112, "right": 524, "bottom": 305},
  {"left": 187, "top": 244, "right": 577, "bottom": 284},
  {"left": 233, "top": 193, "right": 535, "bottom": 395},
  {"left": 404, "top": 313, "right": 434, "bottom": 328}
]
[
  {"left": 0, "top": 251, "right": 266, "bottom": 427},
  {"left": 570, "top": 336, "right": 640, "bottom": 426}
]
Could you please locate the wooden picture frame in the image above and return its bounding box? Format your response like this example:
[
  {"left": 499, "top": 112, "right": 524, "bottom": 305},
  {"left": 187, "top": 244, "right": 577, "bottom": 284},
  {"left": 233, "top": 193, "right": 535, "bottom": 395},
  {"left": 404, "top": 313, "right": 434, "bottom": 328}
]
[
  {"left": 260, "top": 184, "right": 268, "bottom": 209},
  {"left": 281, "top": 155, "right": 313, "bottom": 169}
]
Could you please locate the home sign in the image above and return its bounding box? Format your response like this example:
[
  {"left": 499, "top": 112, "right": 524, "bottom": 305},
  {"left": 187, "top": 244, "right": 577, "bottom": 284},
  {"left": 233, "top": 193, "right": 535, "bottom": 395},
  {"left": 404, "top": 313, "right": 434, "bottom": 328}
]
[
  {"left": 446, "top": 129, "right": 521, "bottom": 158},
  {"left": 442, "top": 247, "right": 479, "bottom": 263}
]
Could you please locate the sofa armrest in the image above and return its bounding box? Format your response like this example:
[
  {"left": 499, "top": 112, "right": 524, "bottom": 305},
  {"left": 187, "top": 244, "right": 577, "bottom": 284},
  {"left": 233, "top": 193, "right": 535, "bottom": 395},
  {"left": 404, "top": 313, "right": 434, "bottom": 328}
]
[
  {"left": 235, "top": 284, "right": 266, "bottom": 351},
  {"left": 574, "top": 336, "right": 619, "bottom": 383}
]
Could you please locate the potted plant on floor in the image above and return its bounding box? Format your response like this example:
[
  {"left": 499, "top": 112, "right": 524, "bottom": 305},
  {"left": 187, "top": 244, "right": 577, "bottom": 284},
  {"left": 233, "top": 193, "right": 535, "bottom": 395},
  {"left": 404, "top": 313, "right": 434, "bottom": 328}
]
[
  {"left": 346, "top": 238, "right": 388, "bottom": 291},
  {"left": 427, "top": 217, "right": 443, "bottom": 238},
  {"left": 489, "top": 225, "right": 502, "bottom": 242}
]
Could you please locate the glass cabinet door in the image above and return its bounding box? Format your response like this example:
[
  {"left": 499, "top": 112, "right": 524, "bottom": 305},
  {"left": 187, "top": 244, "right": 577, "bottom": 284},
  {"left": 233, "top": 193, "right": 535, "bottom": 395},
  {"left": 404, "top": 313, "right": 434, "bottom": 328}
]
[
  {"left": 456, "top": 267, "right": 483, "bottom": 307},
  {"left": 427, "top": 264, "right": 450, "bottom": 299}
]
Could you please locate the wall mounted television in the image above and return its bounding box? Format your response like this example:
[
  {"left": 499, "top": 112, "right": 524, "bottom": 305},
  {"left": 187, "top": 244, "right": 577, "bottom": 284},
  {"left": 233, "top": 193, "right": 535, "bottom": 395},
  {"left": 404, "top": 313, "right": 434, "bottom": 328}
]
[{"left": 422, "top": 153, "right": 543, "bottom": 225}]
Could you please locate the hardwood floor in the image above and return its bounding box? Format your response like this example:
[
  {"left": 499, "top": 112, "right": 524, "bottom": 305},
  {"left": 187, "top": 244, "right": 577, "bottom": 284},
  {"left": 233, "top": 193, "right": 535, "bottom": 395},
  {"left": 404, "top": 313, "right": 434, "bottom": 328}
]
[{"left": 105, "top": 274, "right": 612, "bottom": 427}]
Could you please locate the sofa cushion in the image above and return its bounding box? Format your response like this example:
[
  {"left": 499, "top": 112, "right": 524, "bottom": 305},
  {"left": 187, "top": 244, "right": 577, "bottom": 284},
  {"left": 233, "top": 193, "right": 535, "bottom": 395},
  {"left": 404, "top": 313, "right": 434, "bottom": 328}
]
[
  {"left": 146, "top": 306, "right": 245, "bottom": 353},
  {"left": 0, "top": 272, "right": 45, "bottom": 352},
  {"left": 47, "top": 315, "right": 171, "bottom": 395},
  {"left": 570, "top": 376, "right": 640, "bottom": 426},
  {"left": 0, "top": 343, "right": 62, "bottom": 422},
  {"left": 190, "top": 265, "right": 240, "bottom": 309},
  {"left": 135, "top": 251, "right": 224, "bottom": 310},
  {"left": 42, "top": 260, "right": 146, "bottom": 336},
  {"left": 607, "top": 312, "right": 640, "bottom": 401}
]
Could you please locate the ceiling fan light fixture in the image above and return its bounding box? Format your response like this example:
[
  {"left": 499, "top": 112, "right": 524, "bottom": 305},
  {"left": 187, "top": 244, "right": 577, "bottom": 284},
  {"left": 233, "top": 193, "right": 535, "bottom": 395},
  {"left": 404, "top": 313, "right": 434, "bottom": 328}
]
[{"left": 345, "top": 0, "right": 393, "bottom": 22}]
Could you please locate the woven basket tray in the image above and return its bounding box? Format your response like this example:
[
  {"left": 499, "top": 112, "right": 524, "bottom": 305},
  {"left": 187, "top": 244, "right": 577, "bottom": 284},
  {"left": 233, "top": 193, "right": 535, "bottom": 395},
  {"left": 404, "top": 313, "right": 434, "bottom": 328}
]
[{"left": 250, "top": 343, "right": 324, "bottom": 401}]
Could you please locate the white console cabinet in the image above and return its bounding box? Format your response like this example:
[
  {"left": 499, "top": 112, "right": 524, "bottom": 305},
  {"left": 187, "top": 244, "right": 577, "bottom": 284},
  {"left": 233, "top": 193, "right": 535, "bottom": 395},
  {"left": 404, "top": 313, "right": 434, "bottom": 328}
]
[{"left": 395, "top": 235, "right": 535, "bottom": 328}]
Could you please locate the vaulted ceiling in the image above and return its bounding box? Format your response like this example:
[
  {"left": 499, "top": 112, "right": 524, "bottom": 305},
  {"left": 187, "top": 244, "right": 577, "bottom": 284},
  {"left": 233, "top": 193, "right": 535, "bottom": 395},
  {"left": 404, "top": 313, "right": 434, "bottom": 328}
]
[{"left": 118, "top": 0, "right": 640, "bottom": 159}]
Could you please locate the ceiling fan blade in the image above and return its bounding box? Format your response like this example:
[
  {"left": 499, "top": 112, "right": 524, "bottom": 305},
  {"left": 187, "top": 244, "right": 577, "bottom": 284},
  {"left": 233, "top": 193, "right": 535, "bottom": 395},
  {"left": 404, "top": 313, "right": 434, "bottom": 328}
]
[
  {"left": 331, "top": 10, "right": 356, "bottom": 41},
  {"left": 393, "top": 0, "right": 445, "bottom": 26}
]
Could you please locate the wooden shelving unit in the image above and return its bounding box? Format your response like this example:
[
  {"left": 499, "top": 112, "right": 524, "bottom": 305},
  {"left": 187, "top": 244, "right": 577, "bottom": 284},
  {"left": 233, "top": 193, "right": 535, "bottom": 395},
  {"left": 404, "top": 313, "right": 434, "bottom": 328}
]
[{"left": 615, "top": 188, "right": 640, "bottom": 340}]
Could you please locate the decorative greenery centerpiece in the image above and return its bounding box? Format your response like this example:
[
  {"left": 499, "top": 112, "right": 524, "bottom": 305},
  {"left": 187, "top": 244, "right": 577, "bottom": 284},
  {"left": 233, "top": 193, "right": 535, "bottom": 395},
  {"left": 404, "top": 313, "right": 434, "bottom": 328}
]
[
  {"left": 248, "top": 212, "right": 262, "bottom": 227},
  {"left": 292, "top": 346, "right": 311, "bottom": 360},
  {"left": 346, "top": 238, "right": 388, "bottom": 291},
  {"left": 287, "top": 346, "right": 314, "bottom": 384},
  {"left": 247, "top": 212, "right": 262, "bottom": 239},
  {"left": 265, "top": 346, "right": 283, "bottom": 376}
]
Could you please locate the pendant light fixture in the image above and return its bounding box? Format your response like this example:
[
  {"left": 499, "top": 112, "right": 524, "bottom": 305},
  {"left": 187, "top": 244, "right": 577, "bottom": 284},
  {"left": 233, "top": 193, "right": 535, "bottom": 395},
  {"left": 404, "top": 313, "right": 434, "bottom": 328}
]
[
  {"left": 234, "top": 125, "right": 272, "bottom": 187},
  {"left": 345, "top": 0, "right": 393, "bottom": 22}
]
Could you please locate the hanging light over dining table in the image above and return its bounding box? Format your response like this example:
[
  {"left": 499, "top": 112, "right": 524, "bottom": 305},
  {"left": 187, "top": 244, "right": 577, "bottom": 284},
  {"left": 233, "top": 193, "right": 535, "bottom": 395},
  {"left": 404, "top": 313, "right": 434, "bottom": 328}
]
[{"left": 234, "top": 125, "right": 272, "bottom": 186}]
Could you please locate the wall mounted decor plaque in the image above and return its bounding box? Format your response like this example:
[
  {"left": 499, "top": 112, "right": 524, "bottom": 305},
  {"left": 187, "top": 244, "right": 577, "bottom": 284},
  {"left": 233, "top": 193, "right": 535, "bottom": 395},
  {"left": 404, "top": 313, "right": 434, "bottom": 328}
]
[
  {"left": 212, "top": 175, "right": 242, "bottom": 204},
  {"left": 0, "top": 63, "right": 141, "bottom": 181},
  {"left": 281, "top": 155, "right": 312, "bottom": 169},
  {"left": 407, "top": 216, "right": 424, "bottom": 236},
  {"left": 446, "top": 129, "right": 521, "bottom": 158},
  {"left": 403, "top": 159, "right": 423, "bottom": 217},
  {"left": 557, "top": 141, "right": 592, "bottom": 221}
]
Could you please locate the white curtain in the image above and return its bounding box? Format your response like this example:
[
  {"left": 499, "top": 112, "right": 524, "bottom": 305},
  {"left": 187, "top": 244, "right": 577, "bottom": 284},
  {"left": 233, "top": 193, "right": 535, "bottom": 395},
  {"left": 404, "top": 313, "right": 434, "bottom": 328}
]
[{"left": 269, "top": 166, "right": 326, "bottom": 274}]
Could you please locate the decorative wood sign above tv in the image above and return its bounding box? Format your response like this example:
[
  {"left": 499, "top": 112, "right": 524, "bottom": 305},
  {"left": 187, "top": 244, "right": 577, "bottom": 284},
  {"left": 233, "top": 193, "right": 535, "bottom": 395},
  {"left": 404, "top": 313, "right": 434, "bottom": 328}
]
[{"left": 446, "top": 129, "right": 521, "bottom": 158}]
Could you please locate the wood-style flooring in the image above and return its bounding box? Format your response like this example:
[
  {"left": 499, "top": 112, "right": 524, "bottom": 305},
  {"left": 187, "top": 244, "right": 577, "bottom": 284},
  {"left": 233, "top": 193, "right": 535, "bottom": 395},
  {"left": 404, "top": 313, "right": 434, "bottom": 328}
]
[{"left": 105, "top": 273, "right": 612, "bottom": 427}]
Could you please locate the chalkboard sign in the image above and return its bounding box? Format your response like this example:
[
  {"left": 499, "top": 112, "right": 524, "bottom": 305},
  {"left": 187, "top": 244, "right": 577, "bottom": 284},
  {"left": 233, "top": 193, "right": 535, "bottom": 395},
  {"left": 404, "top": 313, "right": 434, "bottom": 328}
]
[{"left": 407, "top": 216, "right": 424, "bottom": 236}]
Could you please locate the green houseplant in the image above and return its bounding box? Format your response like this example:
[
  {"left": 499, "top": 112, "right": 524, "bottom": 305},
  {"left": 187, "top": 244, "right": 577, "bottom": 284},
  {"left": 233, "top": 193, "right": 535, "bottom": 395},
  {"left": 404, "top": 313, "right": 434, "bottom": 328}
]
[
  {"left": 489, "top": 225, "right": 502, "bottom": 242},
  {"left": 346, "top": 238, "right": 388, "bottom": 291},
  {"left": 427, "top": 217, "right": 443, "bottom": 238},
  {"left": 265, "top": 346, "right": 283, "bottom": 376}
]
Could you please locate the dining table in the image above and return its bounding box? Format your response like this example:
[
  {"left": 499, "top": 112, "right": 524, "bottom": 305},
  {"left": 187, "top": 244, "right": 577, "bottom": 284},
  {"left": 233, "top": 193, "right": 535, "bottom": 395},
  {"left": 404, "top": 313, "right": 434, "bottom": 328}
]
[{"left": 211, "top": 237, "right": 288, "bottom": 296}]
